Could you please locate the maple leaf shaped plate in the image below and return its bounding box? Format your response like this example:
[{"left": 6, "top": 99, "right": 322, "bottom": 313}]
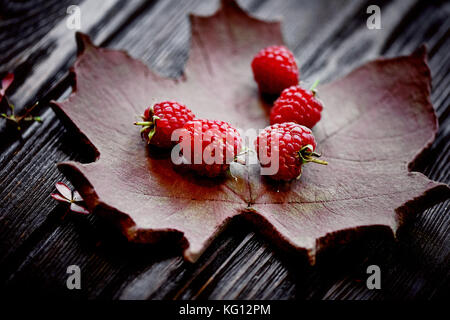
[{"left": 52, "top": 0, "right": 450, "bottom": 263}]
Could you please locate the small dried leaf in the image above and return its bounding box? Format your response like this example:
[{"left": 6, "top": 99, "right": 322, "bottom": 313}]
[
  {"left": 51, "top": 193, "right": 70, "bottom": 203},
  {"left": 70, "top": 202, "right": 90, "bottom": 215},
  {"left": 55, "top": 182, "right": 72, "bottom": 200},
  {"left": 72, "top": 190, "right": 83, "bottom": 202}
]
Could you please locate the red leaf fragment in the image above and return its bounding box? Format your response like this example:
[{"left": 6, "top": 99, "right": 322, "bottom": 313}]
[
  {"left": 55, "top": 181, "right": 72, "bottom": 200},
  {"left": 0, "top": 73, "right": 14, "bottom": 103},
  {"left": 52, "top": 0, "right": 449, "bottom": 263}
]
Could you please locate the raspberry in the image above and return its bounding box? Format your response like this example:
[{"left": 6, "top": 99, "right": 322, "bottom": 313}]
[
  {"left": 178, "top": 119, "right": 242, "bottom": 177},
  {"left": 270, "top": 85, "right": 323, "bottom": 128},
  {"left": 134, "top": 101, "right": 195, "bottom": 148},
  {"left": 251, "top": 45, "right": 299, "bottom": 95},
  {"left": 255, "top": 122, "right": 327, "bottom": 181}
]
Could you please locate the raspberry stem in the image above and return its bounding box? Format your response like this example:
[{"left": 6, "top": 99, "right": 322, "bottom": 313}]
[
  {"left": 310, "top": 79, "right": 320, "bottom": 96},
  {"left": 235, "top": 146, "right": 253, "bottom": 158},
  {"left": 134, "top": 114, "right": 160, "bottom": 143},
  {"left": 298, "top": 144, "right": 328, "bottom": 165},
  {"left": 1, "top": 100, "right": 41, "bottom": 130},
  {"left": 134, "top": 121, "right": 152, "bottom": 126},
  {"left": 234, "top": 147, "right": 253, "bottom": 165}
]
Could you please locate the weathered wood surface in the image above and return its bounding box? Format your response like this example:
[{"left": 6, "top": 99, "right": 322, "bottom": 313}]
[{"left": 0, "top": 0, "right": 448, "bottom": 299}]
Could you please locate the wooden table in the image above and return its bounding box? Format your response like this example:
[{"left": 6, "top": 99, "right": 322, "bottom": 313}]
[{"left": 0, "top": 0, "right": 448, "bottom": 299}]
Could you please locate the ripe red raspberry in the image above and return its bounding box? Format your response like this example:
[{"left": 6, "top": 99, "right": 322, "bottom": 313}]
[
  {"left": 270, "top": 85, "right": 323, "bottom": 128},
  {"left": 255, "top": 122, "right": 327, "bottom": 181},
  {"left": 134, "top": 101, "right": 195, "bottom": 148},
  {"left": 178, "top": 119, "right": 242, "bottom": 177},
  {"left": 251, "top": 45, "right": 299, "bottom": 95}
]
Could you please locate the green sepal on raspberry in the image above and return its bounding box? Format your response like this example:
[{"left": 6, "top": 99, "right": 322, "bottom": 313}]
[
  {"left": 298, "top": 144, "right": 328, "bottom": 166},
  {"left": 134, "top": 115, "right": 160, "bottom": 141}
]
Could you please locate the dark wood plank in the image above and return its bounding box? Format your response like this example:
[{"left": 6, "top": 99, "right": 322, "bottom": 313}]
[
  {"left": 0, "top": 0, "right": 448, "bottom": 300},
  {"left": 0, "top": 0, "right": 82, "bottom": 70}
]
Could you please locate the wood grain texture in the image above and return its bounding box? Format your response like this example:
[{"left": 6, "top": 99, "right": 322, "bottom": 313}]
[
  {"left": 0, "top": 0, "right": 449, "bottom": 300},
  {"left": 0, "top": 0, "right": 82, "bottom": 70}
]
